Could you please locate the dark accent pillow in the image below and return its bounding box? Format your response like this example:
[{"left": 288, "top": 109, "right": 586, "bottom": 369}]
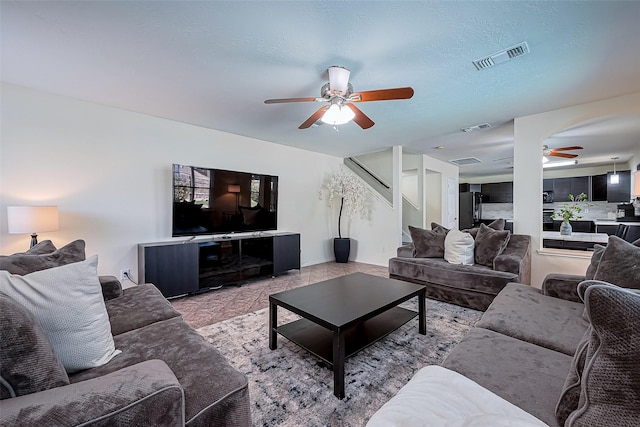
[
  {"left": 474, "top": 223, "right": 511, "bottom": 267},
  {"left": 555, "top": 328, "right": 590, "bottom": 426},
  {"left": 0, "top": 292, "right": 69, "bottom": 399},
  {"left": 593, "top": 236, "right": 640, "bottom": 289},
  {"left": 463, "top": 218, "right": 505, "bottom": 239},
  {"left": 25, "top": 240, "right": 57, "bottom": 255},
  {"left": 565, "top": 283, "right": 640, "bottom": 426},
  {"left": 430, "top": 222, "right": 450, "bottom": 234},
  {"left": 0, "top": 240, "right": 85, "bottom": 275},
  {"left": 409, "top": 225, "right": 447, "bottom": 258},
  {"left": 585, "top": 244, "right": 605, "bottom": 280}
]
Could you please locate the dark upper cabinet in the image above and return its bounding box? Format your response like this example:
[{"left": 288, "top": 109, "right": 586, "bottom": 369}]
[
  {"left": 607, "top": 170, "right": 631, "bottom": 202},
  {"left": 591, "top": 174, "right": 608, "bottom": 201},
  {"left": 551, "top": 176, "right": 589, "bottom": 203},
  {"left": 481, "top": 181, "right": 513, "bottom": 203},
  {"left": 543, "top": 179, "right": 554, "bottom": 192}
]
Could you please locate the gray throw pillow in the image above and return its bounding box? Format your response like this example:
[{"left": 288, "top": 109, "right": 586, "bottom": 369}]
[
  {"left": 430, "top": 222, "right": 450, "bottom": 234},
  {"left": 463, "top": 218, "right": 505, "bottom": 239},
  {"left": 584, "top": 245, "right": 605, "bottom": 280},
  {"left": 0, "top": 292, "right": 69, "bottom": 399},
  {"left": 25, "top": 240, "right": 57, "bottom": 255},
  {"left": 0, "top": 239, "right": 85, "bottom": 275},
  {"left": 409, "top": 225, "right": 447, "bottom": 258},
  {"left": 593, "top": 236, "right": 640, "bottom": 289},
  {"left": 565, "top": 282, "right": 640, "bottom": 426},
  {"left": 474, "top": 223, "right": 510, "bottom": 267},
  {"left": 0, "top": 256, "right": 120, "bottom": 373}
]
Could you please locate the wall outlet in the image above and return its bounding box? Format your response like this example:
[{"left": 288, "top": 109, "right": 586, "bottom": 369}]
[{"left": 120, "top": 269, "right": 131, "bottom": 282}]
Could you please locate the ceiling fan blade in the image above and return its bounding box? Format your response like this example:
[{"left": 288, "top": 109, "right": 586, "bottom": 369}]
[
  {"left": 264, "top": 97, "right": 318, "bottom": 104},
  {"left": 551, "top": 146, "right": 583, "bottom": 151},
  {"left": 549, "top": 152, "right": 578, "bottom": 158},
  {"left": 298, "top": 106, "right": 329, "bottom": 129},
  {"left": 350, "top": 87, "right": 414, "bottom": 102},
  {"left": 346, "top": 104, "right": 375, "bottom": 129}
]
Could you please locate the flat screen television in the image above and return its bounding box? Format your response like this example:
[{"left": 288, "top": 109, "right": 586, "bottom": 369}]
[{"left": 172, "top": 164, "right": 278, "bottom": 237}]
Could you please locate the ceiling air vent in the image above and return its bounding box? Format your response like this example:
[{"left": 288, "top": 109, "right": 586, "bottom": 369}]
[
  {"left": 473, "top": 41, "right": 530, "bottom": 70},
  {"left": 449, "top": 157, "right": 482, "bottom": 166},
  {"left": 461, "top": 123, "right": 491, "bottom": 132}
]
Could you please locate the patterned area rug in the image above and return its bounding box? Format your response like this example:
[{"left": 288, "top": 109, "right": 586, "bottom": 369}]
[{"left": 197, "top": 298, "right": 482, "bottom": 427}]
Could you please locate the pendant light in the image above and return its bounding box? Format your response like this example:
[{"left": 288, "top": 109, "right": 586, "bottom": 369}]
[{"left": 610, "top": 157, "right": 619, "bottom": 185}]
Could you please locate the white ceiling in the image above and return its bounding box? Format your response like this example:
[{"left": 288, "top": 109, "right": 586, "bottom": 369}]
[{"left": 2, "top": 1, "right": 640, "bottom": 178}]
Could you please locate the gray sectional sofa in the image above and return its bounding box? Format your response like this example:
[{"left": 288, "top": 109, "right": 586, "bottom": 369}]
[
  {"left": 389, "top": 223, "right": 531, "bottom": 310},
  {"left": 369, "top": 235, "right": 640, "bottom": 426},
  {"left": 1, "top": 240, "right": 250, "bottom": 426}
]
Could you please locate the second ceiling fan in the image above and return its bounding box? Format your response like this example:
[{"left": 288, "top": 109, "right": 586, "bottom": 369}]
[
  {"left": 264, "top": 66, "right": 414, "bottom": 129},
  {"left": 543, "top": 144, "right": 583, "bottom": 159}
]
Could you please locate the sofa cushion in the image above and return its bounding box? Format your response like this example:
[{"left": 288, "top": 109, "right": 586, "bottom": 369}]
[
  {"left": 565, "top": 282, "right": 640, "bottom": 426},
  {"left": 366, "top": 365, "right": 547, "bottom": 427},
  {"left": 408, "top": 225, "right": 447, "bottom": 258},
  {"left": 430, "top": 222, "right": 450, "bottom": 233},
  {"left": 476, "top": 283, "right": 589, "bottom": 355},
  {"left": 0, "top": 256, "right": 120, "bottom": 373},
  {"left": 70, "top": 316, "right": 251, "bottom": 426},
  {"left": 442, "top": 327, "right": 572, "bottom": 427},
  {"left": 0, "top": 239, "right": 85, "bottom": 275},
  {"left": 444, "top": 228, "right": 474, "bottom": 265},
  {"left": 0, "top": 292, "right": 69, "bottom": 399},
  {"left": 106, "top": 283, "right": 181, "bottom": 336},
  {"left": 593, "top": 236, "right": 640, "bottom": 289},
  {"left": 389, "top": 256, "right": 517, "bottom": 295},
  {"left": 474, "top": 223, "right": 510, "bottom": 267}
]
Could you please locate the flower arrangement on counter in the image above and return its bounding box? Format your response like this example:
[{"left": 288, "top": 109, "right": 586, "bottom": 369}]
[{"left": 552, "top": 192, "right": 588, "bottom": 223}]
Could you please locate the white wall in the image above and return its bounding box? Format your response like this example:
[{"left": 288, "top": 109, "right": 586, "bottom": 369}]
[
  {"left": 513, "top": 91, "right": 640, "bottom": 288},
  {"left": 0, "top": 84, "right": 398, "bottom": 278}
]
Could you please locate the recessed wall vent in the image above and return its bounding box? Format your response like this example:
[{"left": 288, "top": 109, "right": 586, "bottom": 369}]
[
  {"left": 461, "top": 123, "right": 491, "bottom": 132},
  {"left": 449, "top": 157, "right": 482, "bottom": 166},
  {"left": 473, "top": 41, "right": 530, "bottom": 70}
]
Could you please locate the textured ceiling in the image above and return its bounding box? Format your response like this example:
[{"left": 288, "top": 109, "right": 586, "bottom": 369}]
[{"left": 2, "top": 1, "right": 640, "bottom": 178}]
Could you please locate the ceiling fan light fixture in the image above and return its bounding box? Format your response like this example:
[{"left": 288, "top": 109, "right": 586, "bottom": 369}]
[
  {"left": 327, "top": 66, "right": 351, "bottom": 95},
  {"left": 321, "top": 103, "right": 354, "bottom": 125}
]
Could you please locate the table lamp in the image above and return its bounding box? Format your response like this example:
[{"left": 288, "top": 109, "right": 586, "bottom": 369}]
[{"left": 7, "top": 206, "right": 59, "bottom": 249}]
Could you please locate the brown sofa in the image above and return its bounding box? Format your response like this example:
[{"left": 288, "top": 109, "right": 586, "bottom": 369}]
[
  {"left": 389, "top": 232, "right": 531, "bottom": 311},
  {"left": 1, "top": 241, "right": 250, "bottom": 426}
]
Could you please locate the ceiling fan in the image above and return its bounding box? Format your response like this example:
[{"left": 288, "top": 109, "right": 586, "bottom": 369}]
[
  {"left": 542, "top": 144, "right": 583, "bottom": 159},
  {"left": 264, "top": 66, "right": 414, "bottom": 130}
]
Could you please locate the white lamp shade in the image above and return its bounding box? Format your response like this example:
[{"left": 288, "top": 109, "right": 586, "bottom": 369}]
[
  {"left": 328, "top": 66, "right": 351, "bottom": 95},
  {"left": 7, "top": 206, "right": 59, "bottom": 234},
  {"left": 610, "top": 173, "right": 620, "bottom": 185}
]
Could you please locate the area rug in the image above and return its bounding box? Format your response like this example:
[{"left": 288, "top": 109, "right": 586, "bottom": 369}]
[{"left": 197, "top": 299, "right": 482, "bottom": 427}]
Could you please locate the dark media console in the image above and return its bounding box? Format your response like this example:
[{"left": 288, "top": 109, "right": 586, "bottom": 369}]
[{"left": 138, "top": 232, "right": 300, "bottom": 299}]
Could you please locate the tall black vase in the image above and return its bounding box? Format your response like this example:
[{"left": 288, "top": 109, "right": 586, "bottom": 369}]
[{"left": 334, "top": 238, "right": 351, "bottom": 263}]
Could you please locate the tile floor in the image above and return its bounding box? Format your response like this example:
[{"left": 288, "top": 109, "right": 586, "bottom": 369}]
[{"left": 171, "top": 261, "right": 388, "bottom": 329}]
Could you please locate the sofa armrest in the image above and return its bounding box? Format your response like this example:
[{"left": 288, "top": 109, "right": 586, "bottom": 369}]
[
  {"left": 397, "top": 243, "right": 415, "bottom": 258},
  {"left": 493, "top": 234, "right": 531, "bottom": 284},
  {"left": 541, "top": 274, "right": 585, "bottom": 303},
  {"left": 0, "top": 360, "right": 184, "bottom": 427},
  {"left": 99, "top": 275, "right": 123, "bottom": 301}
]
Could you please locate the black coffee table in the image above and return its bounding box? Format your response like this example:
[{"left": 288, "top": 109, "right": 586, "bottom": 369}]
[{"left": 269, "top": 272, "right": 426, "bottom": 399}]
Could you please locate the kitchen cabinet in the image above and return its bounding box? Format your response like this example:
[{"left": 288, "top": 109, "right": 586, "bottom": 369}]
[
  {"left": 481, "top": 181, "right": 513, "bottom": 203},
  {"left": 591, "top": 174, "right": 608, "bottom": 201},
  {"left": 551, "top": 176, "right": 589, "bottom": 203},
  {"left": 606, "top": 170, "right": 631, "bottom": 202},
  {"left": 543, "top": 179, "right": 554, "bottom": 192}
]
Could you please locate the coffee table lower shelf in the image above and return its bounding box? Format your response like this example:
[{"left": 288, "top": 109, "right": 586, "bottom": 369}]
[{"left": 274, "top": 306, "right": 417, "bottom": 367}]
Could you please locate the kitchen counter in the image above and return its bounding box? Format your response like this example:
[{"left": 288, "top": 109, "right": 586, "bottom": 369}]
[{"left": 593, "top": 219, "right": 640, "bottom": 226}]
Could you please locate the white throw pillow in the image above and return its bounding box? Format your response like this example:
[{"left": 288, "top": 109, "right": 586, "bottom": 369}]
[
  {"left": 0, "top": 255, "right": 120, "bottom": 373},
  {"left": 444, "top": 228, "right": 475, "bottom": 265}
]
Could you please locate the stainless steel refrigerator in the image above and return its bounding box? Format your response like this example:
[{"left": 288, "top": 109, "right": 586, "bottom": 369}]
[{"left": 459, "top": 192, "right": 482, "bottom": 229}]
